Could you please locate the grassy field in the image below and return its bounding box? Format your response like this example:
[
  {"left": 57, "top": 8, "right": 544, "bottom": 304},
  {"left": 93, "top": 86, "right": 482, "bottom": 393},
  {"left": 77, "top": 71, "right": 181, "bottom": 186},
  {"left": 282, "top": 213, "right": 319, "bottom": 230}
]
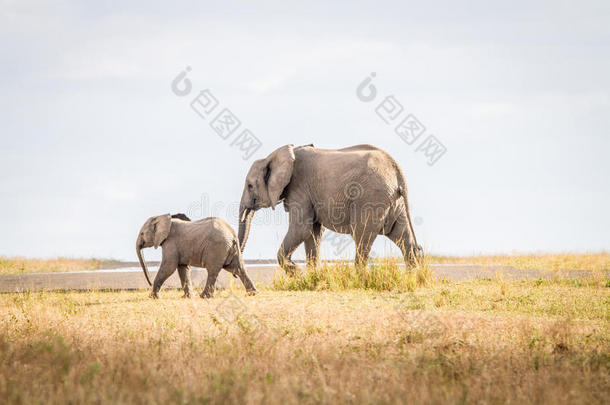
[
  {"left": 0, "top": 271, "right": 608, "bottom": 404},
  {"left": 1, "top": 252, "right": 608, "bottom": 274}
]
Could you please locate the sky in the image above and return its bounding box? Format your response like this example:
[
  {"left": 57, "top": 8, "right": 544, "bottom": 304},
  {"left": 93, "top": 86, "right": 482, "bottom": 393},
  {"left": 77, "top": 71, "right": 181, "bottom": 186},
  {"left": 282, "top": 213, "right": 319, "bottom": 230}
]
[{"left": 1, "top": 0, "right": 609, "bottom": 262}]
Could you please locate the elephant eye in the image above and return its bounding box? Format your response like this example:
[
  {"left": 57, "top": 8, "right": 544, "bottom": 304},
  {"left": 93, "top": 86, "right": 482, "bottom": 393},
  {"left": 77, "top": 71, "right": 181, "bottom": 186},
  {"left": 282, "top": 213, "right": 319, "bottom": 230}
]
[{"left": 248, "top": 183, "right": 253, "bottom": 190}]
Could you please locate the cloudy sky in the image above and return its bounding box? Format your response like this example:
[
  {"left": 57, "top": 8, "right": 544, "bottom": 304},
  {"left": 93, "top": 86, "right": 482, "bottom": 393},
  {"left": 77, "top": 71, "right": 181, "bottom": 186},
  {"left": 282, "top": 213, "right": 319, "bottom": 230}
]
[{"left": 1, "top": 0, "right": 609, "bottom": 262}]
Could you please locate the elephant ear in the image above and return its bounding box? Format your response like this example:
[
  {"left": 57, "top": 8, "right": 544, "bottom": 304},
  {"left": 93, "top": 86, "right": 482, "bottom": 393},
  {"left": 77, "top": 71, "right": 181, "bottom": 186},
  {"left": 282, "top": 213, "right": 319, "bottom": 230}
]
[
  {"left": 266, "top": 144, "right": 295, "bottom": 209},
  {"left": 153, "top": 214, "right": 172, "bottom": 249}
]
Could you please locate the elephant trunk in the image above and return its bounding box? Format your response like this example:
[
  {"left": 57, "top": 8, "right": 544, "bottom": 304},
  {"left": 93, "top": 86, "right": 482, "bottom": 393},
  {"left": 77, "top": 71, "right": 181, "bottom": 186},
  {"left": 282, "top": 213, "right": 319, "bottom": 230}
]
[
  {"left": 136, "top": 237, "right": 153, "bottom": 286},
  {"left": 238, "top": 206, "right": 254, "bottom": 253}
]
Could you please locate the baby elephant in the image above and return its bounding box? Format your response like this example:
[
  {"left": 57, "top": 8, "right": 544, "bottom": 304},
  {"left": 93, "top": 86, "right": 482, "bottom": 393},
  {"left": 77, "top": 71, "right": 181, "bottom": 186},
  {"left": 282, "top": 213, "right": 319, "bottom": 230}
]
[{"left": 136, "top": 214, "right": 257, "bottom": 298}]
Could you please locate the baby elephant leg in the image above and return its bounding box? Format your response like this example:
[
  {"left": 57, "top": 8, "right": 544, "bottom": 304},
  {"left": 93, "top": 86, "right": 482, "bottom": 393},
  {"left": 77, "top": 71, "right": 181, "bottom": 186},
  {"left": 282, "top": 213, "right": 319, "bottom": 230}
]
[
  {"left": 151, "top": 260, "right": 177, "bottom": 299},
  {"left": 226, "top": 256, "right": 257, "bottom": 295},
  {"left": 177, "top": 265, "right": 192, "bottom": 298},
  {"left": 200, "top": 266, "right": 221, "bottom": 298}
]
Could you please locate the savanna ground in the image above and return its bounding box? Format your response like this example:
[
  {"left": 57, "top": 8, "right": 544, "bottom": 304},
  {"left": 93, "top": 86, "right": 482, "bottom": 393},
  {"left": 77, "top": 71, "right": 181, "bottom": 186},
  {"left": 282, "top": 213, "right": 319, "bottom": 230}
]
[{"left": 0, "top": 259, "right": 608, "bottom": 404}]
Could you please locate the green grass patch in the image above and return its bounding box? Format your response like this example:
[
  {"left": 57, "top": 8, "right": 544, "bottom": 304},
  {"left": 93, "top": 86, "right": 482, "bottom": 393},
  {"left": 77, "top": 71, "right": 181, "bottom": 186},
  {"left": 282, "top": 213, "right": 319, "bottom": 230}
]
[{"left": 272, "top": 258, "right": 434, "bottom": 292}]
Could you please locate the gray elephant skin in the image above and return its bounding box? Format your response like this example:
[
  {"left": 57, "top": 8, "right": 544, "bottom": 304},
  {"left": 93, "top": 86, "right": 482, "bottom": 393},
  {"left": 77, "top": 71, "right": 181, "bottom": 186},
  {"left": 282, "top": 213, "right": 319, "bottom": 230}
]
[
  {"left": 136, "top": 214, "right": 257, "bottom": 298},
  {"left": 238, "top": 144, "right": 422, "bottom": 274}
]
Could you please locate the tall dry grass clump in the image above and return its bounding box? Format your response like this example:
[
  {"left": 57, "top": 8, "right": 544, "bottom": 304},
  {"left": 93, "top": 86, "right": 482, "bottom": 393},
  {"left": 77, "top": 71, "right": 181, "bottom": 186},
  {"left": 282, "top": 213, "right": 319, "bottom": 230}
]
[{"left": 272, "top": 257, "right": 434, "bottom": 291}]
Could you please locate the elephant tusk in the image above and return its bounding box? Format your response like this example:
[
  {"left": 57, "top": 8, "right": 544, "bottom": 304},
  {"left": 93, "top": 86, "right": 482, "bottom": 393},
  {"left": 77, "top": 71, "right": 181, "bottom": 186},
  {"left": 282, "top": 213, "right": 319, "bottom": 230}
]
[{"left": 240, "top": 208, "right": 249, "bottom": 222}]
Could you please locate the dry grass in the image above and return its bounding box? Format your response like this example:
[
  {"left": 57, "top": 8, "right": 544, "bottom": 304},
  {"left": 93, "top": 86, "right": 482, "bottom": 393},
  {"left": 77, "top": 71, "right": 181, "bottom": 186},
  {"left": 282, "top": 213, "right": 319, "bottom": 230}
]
[
  {"left": 429, "top": 252, "right": 610, "bottom": 271},
  {"left": 0, "top": 257, "right": 120, "bottom": 275},
  {"left": 0, "top": 277, "right": 608, "bottom": 404}
]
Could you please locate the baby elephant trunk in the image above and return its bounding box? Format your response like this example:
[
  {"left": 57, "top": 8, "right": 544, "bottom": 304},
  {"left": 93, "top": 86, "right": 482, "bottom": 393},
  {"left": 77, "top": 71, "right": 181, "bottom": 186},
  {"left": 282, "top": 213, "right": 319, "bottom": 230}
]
[{"left": 136, "top": 236, "right": 153, "bottom": 286}]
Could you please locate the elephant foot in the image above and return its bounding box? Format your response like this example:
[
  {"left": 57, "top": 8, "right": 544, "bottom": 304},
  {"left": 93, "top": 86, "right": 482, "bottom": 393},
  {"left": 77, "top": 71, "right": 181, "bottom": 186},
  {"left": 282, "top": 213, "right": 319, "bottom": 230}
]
[
  {"left": 305, "top": 256, "right": 321, "bottom": 270},
  {"left": 149, "top": 291, "right": 159, "bottom": 299},
  {"left": 282, "top": 261, "right": 298, "bottom": 277},
  {"left": 200, "top": 290, "right": 214, "bottom": 299},
  {"left": 246, "top": 289, "right": 258, "bottom": 296}
]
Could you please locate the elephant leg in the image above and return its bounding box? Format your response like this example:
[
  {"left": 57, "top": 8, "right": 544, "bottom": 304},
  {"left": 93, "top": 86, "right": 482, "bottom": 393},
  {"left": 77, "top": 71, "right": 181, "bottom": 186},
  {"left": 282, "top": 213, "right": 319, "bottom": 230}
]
[
  {"left": 352, "top": 229, "right": 377, "bottom": 269},
  {"left": 277, "top": 206, "right": 315, "bottom": 275},
  {"left": 277, "top": 228, "right": 312, "bottom": 276},
  {"left": 387, "top": 216, "right": 418, "bottom": 268},
  {"left": 387, "top": 226, "right": 411, "bottom": 267},
  {"left": 151, "top": 258, "right": 178, "bottom": 299},
  {"left": 225, "top": 257, "right": 257, "bottom": 295},
  {"left": 277, "top": 233, "right": 306, "bottom": 276},
  {"left": 236, "top": 268, "right": 257, "bottom": 296},
  {"left": 304, "top": 222, "right": 323, "bottom": 268},
  {"left": 201, "top": 266, "right": 221, "bottom": 298},
  {"left": 177, "top": 265, "right": 192, "bottom": 298}
]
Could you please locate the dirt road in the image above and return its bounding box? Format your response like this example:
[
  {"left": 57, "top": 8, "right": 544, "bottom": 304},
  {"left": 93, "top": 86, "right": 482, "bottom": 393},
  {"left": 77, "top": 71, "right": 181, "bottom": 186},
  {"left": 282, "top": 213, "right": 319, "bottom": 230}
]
[{"left": 0, "top": 263, "right": 604, "bottom": 293}]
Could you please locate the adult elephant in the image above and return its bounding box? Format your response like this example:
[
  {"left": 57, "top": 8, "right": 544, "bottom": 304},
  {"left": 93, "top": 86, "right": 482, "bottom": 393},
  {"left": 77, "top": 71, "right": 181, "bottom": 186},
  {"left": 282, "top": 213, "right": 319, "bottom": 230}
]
[{"left": 238, "top": 144, "right": 422, "bottom": 274}]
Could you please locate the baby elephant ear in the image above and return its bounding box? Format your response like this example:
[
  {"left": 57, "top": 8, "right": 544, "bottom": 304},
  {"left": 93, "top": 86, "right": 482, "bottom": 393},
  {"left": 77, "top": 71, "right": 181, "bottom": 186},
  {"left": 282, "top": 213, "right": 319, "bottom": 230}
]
[{"left": 153, "top": 214, "right": 172, "bottom": 249}]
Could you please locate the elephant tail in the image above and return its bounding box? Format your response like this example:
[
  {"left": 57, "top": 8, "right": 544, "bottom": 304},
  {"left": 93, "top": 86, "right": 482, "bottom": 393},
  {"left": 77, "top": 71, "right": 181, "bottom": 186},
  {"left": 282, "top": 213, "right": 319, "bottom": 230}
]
[
  {"left": 394, "top": 163, "right": 419, "bottom": 248},
  {"left": 393, "top": 162, "right": 408, "bottom": 202}
]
